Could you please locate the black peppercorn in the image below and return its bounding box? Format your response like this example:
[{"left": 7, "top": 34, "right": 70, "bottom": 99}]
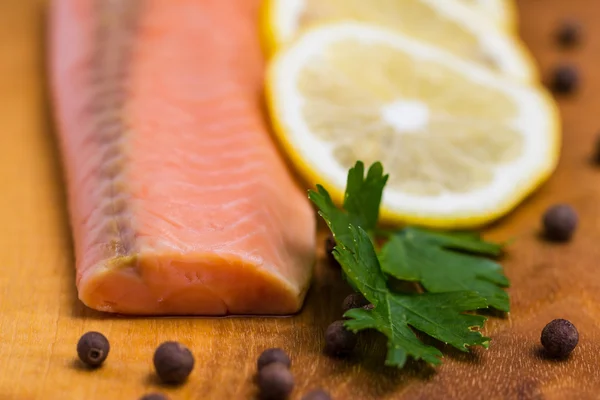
[
  {"left": 542, "top": 204, "right": 578, "bottom": 242},
  {"left": 257, "top": 362, "right": 295, "bottom": 400},
  {"left": 556, "top": 19, "right": 582, "bottom": 47},
  {"left": 302, "top": 389, "right": 332, "bottom": 400},
  {"left": 550, "top": 65, "right": 579, "bottom": 94},
  {"left": 324, "top": 320, "right": 357, "bottom": 356},
  {"left": 325, "top": 234, "right": 340, "bottom": 268},
  {"left": 139, "top": 394, "right": 169, "bottom": 400},
  {"left": 541, "top": 319, "right": 579, "bottom": 358},
  {"left": 257, "top": 348, "right": 291, "bottom": 371},
  {"left": 76, "top": 331, "right": 110, "bottom": 368},
  {"left": 342, "top": 293, "right": 370, "bottom": 313},
  {"left": 153, "top": 341, "right": 195, "bottom": 384}
]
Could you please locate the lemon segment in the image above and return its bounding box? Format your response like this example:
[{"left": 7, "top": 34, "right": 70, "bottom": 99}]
[
  {"left": 262, "top": 0, "right": 536, "bottom": 83},
  {"left": 266, "top": 23, "right": 560, "bottom": 229}
]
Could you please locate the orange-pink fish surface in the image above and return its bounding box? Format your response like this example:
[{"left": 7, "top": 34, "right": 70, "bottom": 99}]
[{"left": 49, "top": 0, "right": 316, "bottom": 315}]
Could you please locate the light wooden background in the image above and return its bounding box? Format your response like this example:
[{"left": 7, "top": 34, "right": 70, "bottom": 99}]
[{"left": 1, "top": 0, "right": 600, "bottom": 399}]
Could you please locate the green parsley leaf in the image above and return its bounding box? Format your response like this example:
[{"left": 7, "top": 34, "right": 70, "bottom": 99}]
[
  {"left": 309, "top": 160, "right": 510, "bottom": 367},
  {"left": 335, "top": 226, "right": 490, "bottom": 367},
  {"left": 379, "top": 228, "right": 510, "bottom": 312},
  {"left": 309, "top": 161, "right": 388, "bottom": 248},
  {"left": 400, "top": 228, "right": 504, "bottom": 256},
  {"left": 342, "top": 161, "right": 388, "bottom": 232}
]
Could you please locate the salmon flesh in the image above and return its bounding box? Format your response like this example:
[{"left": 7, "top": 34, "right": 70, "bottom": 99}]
[{"left": 48, "top": 0, "right": 316, "bottom": 315}]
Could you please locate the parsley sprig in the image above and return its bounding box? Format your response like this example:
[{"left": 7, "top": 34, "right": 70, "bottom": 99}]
[{"left": 309, "top": 161, "right": 510, "bottom": 367}]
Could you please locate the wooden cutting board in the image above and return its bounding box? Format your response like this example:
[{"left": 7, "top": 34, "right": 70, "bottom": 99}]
[{"left": 1, "top": 1, "right": 599, "bottom": 399}]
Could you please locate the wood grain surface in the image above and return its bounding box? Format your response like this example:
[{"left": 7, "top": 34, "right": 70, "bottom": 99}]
[{"left": 1, "top": 0, "right": 600, "bottom": 399}]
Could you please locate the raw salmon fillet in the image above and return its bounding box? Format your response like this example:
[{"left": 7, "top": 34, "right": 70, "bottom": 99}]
[{"left": 48, "top": 0, "right": 316, "bottom": 315}]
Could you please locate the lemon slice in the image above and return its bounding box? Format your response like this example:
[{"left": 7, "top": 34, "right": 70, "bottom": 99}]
[
  {"left": 261, "top": 0, "right": 536, "bottom": 83},
  {"left": 266, "top": 23, "right": 560, "bottom": 229},
  {"left": 456, "top": 0, "right": 518, "bottom": 31}
]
